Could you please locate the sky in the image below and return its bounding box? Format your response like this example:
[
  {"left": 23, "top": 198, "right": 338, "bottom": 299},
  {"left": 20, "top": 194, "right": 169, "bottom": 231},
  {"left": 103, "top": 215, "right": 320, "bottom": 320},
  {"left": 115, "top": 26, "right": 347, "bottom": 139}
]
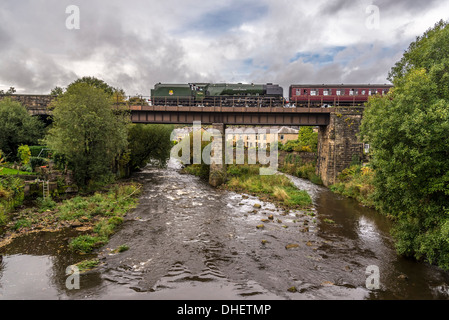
[{"left": 0, "top": 0, "right": 448, "bottom": 97}]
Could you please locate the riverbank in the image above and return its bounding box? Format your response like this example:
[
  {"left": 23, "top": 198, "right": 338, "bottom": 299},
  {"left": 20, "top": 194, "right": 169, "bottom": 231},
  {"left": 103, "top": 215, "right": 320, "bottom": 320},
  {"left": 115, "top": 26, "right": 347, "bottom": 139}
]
[
  {"left": 183, "top": 164, "right": 313, "bottom": 210},
  {"left": 0, "top": 181, "right": 142, "bottom": 261},
  {"left": 328, "top": 164, "right": 376, "bottom": 209}
]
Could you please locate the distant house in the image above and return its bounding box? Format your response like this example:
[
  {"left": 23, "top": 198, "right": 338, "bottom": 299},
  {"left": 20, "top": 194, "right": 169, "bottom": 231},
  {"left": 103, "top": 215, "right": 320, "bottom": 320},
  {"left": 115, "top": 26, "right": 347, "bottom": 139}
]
[
  {"left": 277, "top": 127, "right": 300, "bottom": 145},
  {"left": 227, "top": 126, "right": 299, "bottom": 149},
  {"left": 173, "top": 126, "right": 300, "bottom": 149}
]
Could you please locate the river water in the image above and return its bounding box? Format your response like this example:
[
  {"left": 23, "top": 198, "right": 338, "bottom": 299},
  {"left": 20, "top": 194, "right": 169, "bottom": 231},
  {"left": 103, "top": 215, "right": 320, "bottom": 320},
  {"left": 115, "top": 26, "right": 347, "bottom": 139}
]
[{"left": 1, "top": 160, "right": 449, "bottom": 300}]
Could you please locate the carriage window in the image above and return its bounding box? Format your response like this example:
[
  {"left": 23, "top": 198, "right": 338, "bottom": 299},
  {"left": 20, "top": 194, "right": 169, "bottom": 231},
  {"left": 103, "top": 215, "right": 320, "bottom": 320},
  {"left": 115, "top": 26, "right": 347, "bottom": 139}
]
[
  {"left": 323, "top": 89, "right": 329, "bottom": 96},
  {"left": 304, "top": 89, "right": 308, "bottom": 95},
  {"left": 361, "top": 90, "right": 366, "bottom": 95},
  {"left": 296, "top": 89, "right": 301, "bottom": 96},
  {"left": 311, "top": 89, "right": 317, "bottom": 96},
  {"left": 383, "top": 90, "right": 388, "bottom": 95},
  {"left": 349, "top": 89, "right": 355, "bottom": 96},
  {"left": 336, "top": 90, "right": 343, "bottom": 96}
]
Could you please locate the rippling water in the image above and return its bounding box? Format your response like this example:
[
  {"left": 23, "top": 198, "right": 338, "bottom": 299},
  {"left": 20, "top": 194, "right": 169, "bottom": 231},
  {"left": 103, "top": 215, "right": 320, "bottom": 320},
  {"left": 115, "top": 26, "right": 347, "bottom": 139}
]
[{"left": 1, "top": 160, "right": 449, "bottom": 300}]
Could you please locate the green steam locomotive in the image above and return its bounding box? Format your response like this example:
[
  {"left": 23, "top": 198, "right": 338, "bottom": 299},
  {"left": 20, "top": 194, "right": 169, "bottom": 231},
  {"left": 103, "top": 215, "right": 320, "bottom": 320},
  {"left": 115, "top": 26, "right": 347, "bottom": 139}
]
[{"left": 151, "top": 83, "right": 284, "bottom": 107}]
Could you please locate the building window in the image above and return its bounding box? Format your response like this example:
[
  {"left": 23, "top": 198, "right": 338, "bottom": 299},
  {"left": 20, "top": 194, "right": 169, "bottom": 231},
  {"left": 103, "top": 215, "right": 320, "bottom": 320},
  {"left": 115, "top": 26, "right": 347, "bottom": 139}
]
[{"left": 280, "top": 135, "right": 285, "bottom": 140}]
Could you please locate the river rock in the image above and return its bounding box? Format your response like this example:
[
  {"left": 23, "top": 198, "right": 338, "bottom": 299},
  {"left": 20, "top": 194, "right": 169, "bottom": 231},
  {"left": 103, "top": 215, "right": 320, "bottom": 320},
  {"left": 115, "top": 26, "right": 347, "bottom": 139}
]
[
  {"left": 398, "top": 274, "right": 408, "bottom": 280},
  {"left": 285, "top": 244, "right": 299, "bottom": 250},
  {"left": 256, "top": 224, "right": 265, "bottom": 229},
  {"left": 71, "top": 220, "right": 83, "bottom": 228},
  {"left": 254, "top": 204, "right": 262, "bottom": 209},
  {"left": 268, "top": 215, "right": 274, "bottom": 220}
]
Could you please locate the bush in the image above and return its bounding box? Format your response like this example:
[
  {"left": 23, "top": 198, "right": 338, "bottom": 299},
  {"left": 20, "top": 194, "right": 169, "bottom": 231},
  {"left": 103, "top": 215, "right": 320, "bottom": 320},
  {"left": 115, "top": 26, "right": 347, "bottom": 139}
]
[
  {"left": 29, "top": 146, "right": 49, "bottom": 158},
  {"left": 17, "top": 145, "right": 31, "bottom": 166},
  {"left": 30, "top": 157, "right": 49, "bottom": 170}
]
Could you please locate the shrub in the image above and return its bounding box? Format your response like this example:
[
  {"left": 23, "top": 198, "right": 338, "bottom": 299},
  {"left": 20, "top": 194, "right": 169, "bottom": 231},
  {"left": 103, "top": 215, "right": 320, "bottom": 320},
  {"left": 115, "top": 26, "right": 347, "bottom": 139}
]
[
  {"left": 29, "top": 157, "right": 49, "bottom": 170},
  {"left": 17, "top": 145, "right": 31, "bottom": 166}
]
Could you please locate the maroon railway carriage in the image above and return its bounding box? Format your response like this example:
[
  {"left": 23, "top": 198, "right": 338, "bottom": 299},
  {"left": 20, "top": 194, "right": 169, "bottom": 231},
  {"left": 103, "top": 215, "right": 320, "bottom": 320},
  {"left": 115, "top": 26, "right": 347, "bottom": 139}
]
[{"left": 289, "top": 84, "right": 393, "bottom": 107}]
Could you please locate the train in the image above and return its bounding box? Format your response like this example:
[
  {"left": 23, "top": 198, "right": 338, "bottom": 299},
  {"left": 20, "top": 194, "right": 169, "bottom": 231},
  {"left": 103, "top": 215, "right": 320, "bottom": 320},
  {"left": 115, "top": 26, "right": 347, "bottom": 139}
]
[{"left": 150, "top": 82, "right": 393, "bottom": 108}]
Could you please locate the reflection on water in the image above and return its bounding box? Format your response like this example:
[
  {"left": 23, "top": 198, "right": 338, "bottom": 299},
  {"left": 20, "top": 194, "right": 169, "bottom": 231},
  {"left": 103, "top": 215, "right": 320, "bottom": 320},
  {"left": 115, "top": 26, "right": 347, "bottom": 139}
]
[{"left": 1, "top": 163, "right": 449, "bottom": 300}]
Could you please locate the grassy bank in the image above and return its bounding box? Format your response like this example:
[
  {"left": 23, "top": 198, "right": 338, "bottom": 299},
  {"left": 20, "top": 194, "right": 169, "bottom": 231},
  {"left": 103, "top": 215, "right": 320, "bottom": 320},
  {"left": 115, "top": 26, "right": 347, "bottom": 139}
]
[
  {"left": 185, "top": 164, "right": 312, "bottom": 209},
  {"left": 329, "top": 164, "right": 375, "bottom": 208},
  {"left": 279, "top": 162, "right": 323, "bottom": 185},
  {"left": 0, "top": 181, "right": 142, "bottom": 254}
]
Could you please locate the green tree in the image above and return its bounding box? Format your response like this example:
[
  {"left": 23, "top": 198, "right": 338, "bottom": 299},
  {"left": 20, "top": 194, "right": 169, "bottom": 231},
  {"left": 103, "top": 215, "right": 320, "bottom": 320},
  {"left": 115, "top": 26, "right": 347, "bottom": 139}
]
[
  {"left": 50, "top": 86, "right": 64, "bottom": 97},
  {"left": 297, "top": 127, "right": 318, "bottom": 152},
  {"left": 127, "top": 124, "right": 174, "bottom": 170},
  {"left": 45, "top": 83, "right": 129, "bottom": 188},
  {"left": 0, "top": 98, "right": 45, "bottom": 161},
  {"left": 361, "top": 20, "right": 449, "bottom": 269},
  {"left": 0, "top": 87, "right": 16, "bottom": 95}
]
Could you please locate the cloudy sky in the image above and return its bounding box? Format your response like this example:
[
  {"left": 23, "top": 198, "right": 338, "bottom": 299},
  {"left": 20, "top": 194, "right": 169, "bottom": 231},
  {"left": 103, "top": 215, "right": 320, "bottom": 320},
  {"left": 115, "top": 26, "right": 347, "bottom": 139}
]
[{"left": 0, "top": 0, "right": 448, "bottom": 96}]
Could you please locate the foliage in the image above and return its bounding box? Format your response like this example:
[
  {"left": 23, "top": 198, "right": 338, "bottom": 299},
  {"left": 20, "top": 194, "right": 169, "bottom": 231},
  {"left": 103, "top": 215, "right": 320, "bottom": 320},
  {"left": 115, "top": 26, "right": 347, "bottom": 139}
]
[
  {"left": 66, "top": 76, "right": 117, "bottom": 96},
  {"left": 29, "top": 157, "right": 49, "bottom": 171},
  {"left": 127, "top": 124, "right": 174, "bottom": 170},
  {"left": 0, "top": 98, "right": 45, "bottom": 161},
  {"left": 330, "top": 164, "right": 376, "bottom": 208},
  {"left": 225, "top": 164, "right": 312, "bottom": 208},
  {"left": 45, "top": 83, "right": 130, "bottom": 188},
  {"left": 176, "top": 129, "right": 213, "bottom": 177},
  {"left": 69, "top": 235, "right": 107, "bottom": 254},
  {"left": 50, "top": 86, "right": 64, "bottom": 97},
  {"left": 0, "top": 176, "right": 25, "bottom": 225},
  {"left": 361, "top": 20, "right": 449, "bottom": 270},
  {"left": 0, "top": 87, "right": 16, "bottom": 95},
  {"left": 0, "top": 167, "right": 34, "bottom": 176},
  {"left": 280, "top": 127, "right": 318, "bottom": 152},
  {"left": 66, "top": 183, "right": 141, "bottom": 254},
  {"left": 280, "top": 155, "right": 323, "bottom": 185},
  {"left": 17, "top": 145, "right": 31, "bottom": 166},
  {"left": 29, "top": 146, "right": 49, "bottom": 158},
  {"left": 75, "top": 259, "right": 100, "bottom": 272}
]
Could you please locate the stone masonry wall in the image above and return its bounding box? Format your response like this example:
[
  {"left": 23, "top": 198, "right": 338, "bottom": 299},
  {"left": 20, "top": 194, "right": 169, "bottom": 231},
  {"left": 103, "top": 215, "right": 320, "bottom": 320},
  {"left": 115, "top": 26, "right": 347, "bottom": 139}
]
[
  {"left": 0, "top": 94, "right": 55, "bottom": 115},
  {"left": 316, "top": 107, "right": 364, "bottom": 187}
]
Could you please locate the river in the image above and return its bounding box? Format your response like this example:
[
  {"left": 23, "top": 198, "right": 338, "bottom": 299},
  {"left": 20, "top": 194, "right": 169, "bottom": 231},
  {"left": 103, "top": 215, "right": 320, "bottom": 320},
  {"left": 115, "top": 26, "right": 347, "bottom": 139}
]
[{"left": 1, "top": 160, "right": 449, "bottom": 300}]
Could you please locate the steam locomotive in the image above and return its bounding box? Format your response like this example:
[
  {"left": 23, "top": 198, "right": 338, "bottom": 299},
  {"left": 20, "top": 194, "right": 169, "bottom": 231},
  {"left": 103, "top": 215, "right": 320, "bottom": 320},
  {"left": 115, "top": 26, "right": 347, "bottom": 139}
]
[{"left": 150, "top": 82, "right": 393, "bottom": 108}]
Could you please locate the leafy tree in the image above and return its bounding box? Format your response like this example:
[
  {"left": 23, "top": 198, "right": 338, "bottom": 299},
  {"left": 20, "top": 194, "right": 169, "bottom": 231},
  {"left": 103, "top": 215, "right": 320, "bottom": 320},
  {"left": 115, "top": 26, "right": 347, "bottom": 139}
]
[
  {"left": 50, "top": 86, "right": 64, "bottom": 97},
  {"left": 0, "top": 87, "right": 16, "bottom": 95},
  {"left": 67, "top": 76, "right": 126, "bottom": 98},
  {"left": 0, "top": 98, "right": 45, "bottom": 161},
  {"left": 127, "top": 124, "right": 174, "bottom": 170},
  {"left": 45, "top": 83, "right": 129, "bottom": 188},
  {"left": 361, "top": 20, "right": 449, "bottom": 269},
  {"left": 297, "top": 127, "right": 318, "bottom": 152},
  {"left": 280, "top": 127, "right": 318, "bottom": 152}
]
